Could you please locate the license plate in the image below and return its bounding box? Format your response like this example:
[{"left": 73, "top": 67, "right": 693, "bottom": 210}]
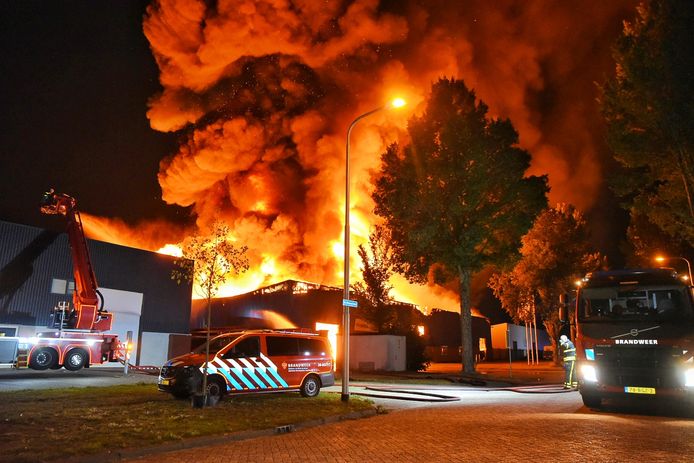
[
  {"left": 624, "top": 386, "right": 655, "bottom": 394},
  {"left": 160, "top": 379, "right": 170, "bottom": 386}
]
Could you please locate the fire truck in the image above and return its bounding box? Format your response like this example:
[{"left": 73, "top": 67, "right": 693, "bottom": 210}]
[
  {"left": 569, "top": 269, "right": 694, "bottom": 408},
  {"left": 12, "top": 190, "right": 121, "bottom": 371}
]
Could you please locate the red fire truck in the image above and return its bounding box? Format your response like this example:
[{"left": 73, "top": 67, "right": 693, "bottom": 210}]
[
  {"left": 13, "top": 190, "right": 121, "bottom": 371},
  {"left": 569, "top": 269, "right": 694, "bottom": 408}
]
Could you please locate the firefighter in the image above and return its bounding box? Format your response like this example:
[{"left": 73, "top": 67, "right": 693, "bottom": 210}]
[{"left": 559, "top": 335, "right": 577, "bottom": 389}]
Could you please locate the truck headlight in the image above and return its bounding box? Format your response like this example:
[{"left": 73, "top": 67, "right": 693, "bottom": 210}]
[
  {"left": 581, "top": 364, "right": 598, "bottom": 383},
  {"left": 685, "top": 368, "right": 694, "bottom": 387}
]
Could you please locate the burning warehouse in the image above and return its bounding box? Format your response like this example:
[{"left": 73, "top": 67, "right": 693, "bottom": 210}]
[
  {"left": 0, "top": 2, "right": 638, "bottom": 373},
  {"left": 80, "top": 0, "right": 635, "bottom": 318},
  {"left": 191, "top": 279, "right": 491, "bottom": 370}
]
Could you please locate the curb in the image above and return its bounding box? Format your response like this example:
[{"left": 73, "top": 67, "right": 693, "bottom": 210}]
[{"left": 62, "top": 408, "right": 378, "bottom": 463}]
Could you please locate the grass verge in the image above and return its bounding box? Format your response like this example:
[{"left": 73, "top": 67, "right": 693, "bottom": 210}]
[{"left": 0, "top": 383, "right": 374, "bottom": 462}]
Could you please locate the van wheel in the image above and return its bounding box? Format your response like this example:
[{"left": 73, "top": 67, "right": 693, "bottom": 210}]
[
  {"left": 205, "top": 377, "right": 225, "bottom": 406},
  {"left": 64, "top": 349, "right": 88, "bottom": 371},
  {"left": 300, "top": 375, "right": 320, "bottom": 398},
  {"left": 29, "top": 348, "right": 58, "bottom": 370}
]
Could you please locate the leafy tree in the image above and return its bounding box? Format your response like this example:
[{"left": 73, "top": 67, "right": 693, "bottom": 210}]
[
  {"left": 622, "top": 212, "right": 692, "bottom": 267},
  {"left": 351, "top": 226, "right": 396, "bottom": 332},
  {"left": 352, "top": 227, "right": 429, "bottom": 371},
  {"left": 601, "top": 0, "right": 694, "bottom": 247},
  {"left": 489, "top": 204, "right": 604, "bottom": 364},
  {"left": 373, "top": 78, "right": 548, "bottom": 373},
  {"left": 172, "top": 221, "right": 249, "bottom": 404}
]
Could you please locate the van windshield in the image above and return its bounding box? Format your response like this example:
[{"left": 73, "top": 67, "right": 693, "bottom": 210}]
[
  {"left": 192, "top": 334, "right": 242, "bottom": 354},
  {"left": 578, "top": 285, "right": 694, "bottom": 322}
]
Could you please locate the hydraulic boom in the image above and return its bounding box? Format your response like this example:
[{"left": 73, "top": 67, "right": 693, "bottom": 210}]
[{"left": 40, "top": 189, "right": 112, "bottom": 331}]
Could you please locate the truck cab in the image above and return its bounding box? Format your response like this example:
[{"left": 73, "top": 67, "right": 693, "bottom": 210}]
[{"left": 575, "top": 269, "right": 694, "bottom": 408}]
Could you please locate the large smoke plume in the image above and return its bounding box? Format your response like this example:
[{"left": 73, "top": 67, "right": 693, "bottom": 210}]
[{"left": 92, "top": 0, "right": 636, "bottom": 309}]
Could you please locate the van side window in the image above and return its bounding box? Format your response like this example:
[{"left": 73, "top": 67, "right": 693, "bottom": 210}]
[
  {"left": 267, "top": 336, "right": 299, "bottom": 356},
  {"left": 223, "top": 336, "right": 260, "bottom": 358},
  {"left": 298, "top": 338, "right": 327, "bottom": 356}
]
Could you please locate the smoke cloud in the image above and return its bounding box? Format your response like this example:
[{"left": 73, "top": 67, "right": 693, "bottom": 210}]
[{"left": 133, "top": 0, "right": 637, "bottom": 307}]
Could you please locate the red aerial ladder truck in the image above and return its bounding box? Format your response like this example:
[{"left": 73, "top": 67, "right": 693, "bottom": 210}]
[{"left": 13, "top": 190, "right": 121, "bottom": 371}]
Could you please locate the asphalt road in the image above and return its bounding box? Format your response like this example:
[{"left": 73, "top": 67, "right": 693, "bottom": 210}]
[{"left": 0, "top": 366, "right": 158, "bottom": 391}]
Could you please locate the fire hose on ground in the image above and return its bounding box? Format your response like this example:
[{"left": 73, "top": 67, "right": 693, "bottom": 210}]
[{"left": 348, "top": 383, "right": 574, "bottom": 402}]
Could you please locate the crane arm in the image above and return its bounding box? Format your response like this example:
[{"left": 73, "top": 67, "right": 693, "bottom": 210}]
[{"left": 40, "top": 189, "right": 111, "bottom": 331}]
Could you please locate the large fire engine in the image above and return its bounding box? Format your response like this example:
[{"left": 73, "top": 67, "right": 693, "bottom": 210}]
[
  {"left": 569, "top": 268, "right": 694, "bottom": 408},
  {"left": 13, "top": 190, "right": 121, "bottom": 371}
]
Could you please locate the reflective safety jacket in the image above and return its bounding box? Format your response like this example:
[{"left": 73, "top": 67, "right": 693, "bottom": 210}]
[{"left": 561, "top": 339, "right": 576, "bottom": 362}]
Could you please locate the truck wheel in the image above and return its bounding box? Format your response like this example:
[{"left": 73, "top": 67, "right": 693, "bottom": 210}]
[
  {"left": 29, "top": 348, "right": 57, "bottom": 370},
  {"left": 300, "top": 374, "right": 320, "bottom": 398},
  {"left": 581, "top": 392, "right": 602, "bottom": 409},
  {"left": 64, "top": 349, "right": 88, "bottom": 371}
]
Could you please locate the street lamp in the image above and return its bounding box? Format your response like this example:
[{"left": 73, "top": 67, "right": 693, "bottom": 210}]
[
  {"left": 342, "top": 97, "right": 405, "bottom": 402},
  {"left": 655, "top": 255, "right": 693, "bottom": 284}
]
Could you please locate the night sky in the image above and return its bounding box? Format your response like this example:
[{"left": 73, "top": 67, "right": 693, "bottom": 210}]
[{"left": 0, "top": 1, "right": 187, "bottom": 231}]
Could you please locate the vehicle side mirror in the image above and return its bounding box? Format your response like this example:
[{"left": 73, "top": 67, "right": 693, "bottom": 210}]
[{"left": 559, "top": 305, "right": 568, "bottom": 323}]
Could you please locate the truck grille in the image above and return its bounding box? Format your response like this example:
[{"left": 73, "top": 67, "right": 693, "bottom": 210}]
[{"left": 594, "top": 346, "right": 682, "bottom": 388}]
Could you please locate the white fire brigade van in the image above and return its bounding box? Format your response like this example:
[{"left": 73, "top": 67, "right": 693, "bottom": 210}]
[{"left": 157, "top": 330, "right": 334, "bottom": 402}]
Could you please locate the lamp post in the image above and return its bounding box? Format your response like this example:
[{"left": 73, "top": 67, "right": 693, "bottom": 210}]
[
  {"left": 655, "top": 255, "right": 693, "bottom": 284},
  {"left": 342, "top": 98, "right": 405, "bottom": 402}
]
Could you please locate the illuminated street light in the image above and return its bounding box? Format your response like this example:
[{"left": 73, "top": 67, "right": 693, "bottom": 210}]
[
  {"left": 342, "top": 97, "right": 405, "bottom": 402},
  {"left": 655, "top": 255, "right": 693, "bottom": 284}
]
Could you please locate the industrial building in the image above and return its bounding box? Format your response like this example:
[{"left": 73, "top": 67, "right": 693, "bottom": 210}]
[
  {"left": 194, "top": 280, "right": 492, "bottom": 370},
  {"left": 0, "top": 220, "right": 192, "bottom": 366},
  {"left": 1, "top": 219, "right": 493, "bottom": 371}
]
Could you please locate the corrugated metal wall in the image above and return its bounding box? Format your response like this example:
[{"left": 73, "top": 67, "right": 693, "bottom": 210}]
[{"left": 0, "top": 220, "right": 191, "bottom": 333}]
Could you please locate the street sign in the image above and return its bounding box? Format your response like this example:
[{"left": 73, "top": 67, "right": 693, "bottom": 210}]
[{"left": 342, "top": 299, "right": 358, "bottom": 308}]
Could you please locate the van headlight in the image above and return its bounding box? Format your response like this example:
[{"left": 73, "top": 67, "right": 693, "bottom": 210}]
[
  {"left": 685, "top": 368, "right": 694, "bottom": 387},
  {"left": 581, "top": 364, "right": 598, "bottom": 383}
]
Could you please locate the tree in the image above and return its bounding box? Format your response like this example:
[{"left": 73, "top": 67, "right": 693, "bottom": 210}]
[
  {"left": 172, "top": 221, "right": 249, "bottom": 405},
  {"left": 622, "top": 212, "right": 692, "bottom": 267},
  {"left": 601, "top": 0, "right": 694, "bottom": 247},
  {"left": 351, "top": 226, "right": 429, "bottom": 371},
  {"left": 373, "top": 78, "right": 548, "bottom": 373},
  {"left": 351, "top": 225, "right": 396, "bottom": 332},
  {"left": 489, "top": 204, "right": 604, "bottom": 364}
]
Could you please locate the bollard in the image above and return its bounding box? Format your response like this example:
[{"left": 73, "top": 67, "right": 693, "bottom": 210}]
[{"left": 123, "top": 331, "right": 133, "bottom": 375}]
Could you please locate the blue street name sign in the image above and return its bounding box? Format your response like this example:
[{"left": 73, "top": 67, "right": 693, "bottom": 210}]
[{"left": 342, "top": 299, "right": 358, "bottom": 308}]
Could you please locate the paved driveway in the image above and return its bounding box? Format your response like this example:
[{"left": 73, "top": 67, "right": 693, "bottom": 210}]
[{"left": 127, "top": 388, "right": 694, "bottom": 463}]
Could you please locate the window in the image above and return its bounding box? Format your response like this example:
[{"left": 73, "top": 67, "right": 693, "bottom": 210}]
[
  {"left": 223, "top": 336, "right": 260, "bottom": 358},
  {"left": 579, "top": 286, "right": 693, "bottom": 322},
  {"left": 266, "top": 336, "right": 299, "bottom": 356},
  {"left": 0, "top": 326, "right": 17, "bottom": 337},
  {"left": 51, "top": 279, "right": 67, "bottom": 294},
  {"left": 298, "top": 338, "right": 328, "bottom": 356},
  {"left": 194, "top": 334, "right": 240, "bottom": 354}
]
